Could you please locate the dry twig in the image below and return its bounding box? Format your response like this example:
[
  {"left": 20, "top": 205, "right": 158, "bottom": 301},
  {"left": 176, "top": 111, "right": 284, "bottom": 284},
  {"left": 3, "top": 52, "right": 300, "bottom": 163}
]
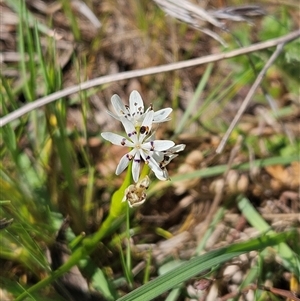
[
  {"left": 216, "top": 42, "right": 286, "bottom": 154},
  {"left": 1, "top": 30, "right": 299, "bottom": 127}
]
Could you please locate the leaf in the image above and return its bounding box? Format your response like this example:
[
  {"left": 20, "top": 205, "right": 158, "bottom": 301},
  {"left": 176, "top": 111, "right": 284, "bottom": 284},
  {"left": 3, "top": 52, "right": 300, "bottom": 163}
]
[{"left": 116, "top": 232, "right": 295, "bottom": 301}]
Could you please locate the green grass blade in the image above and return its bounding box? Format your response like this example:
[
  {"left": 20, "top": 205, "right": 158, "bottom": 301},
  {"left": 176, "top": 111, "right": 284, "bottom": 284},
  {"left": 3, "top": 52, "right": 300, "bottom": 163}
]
[
  {"left": 91, "top": 267, "right": 116, "bottom": 301},
  {"left": 149, "top": 154, "right": 298, "bottom": 196},
  {"left": 33, "top": 23, "right": 50, "bottom": 93},
  {"left": 117, "top": 231, "right": 295, "bottom": 301},
  {"left": 60, "top": 0, "right": 81, "bottom": 40},
  {"left": 196, "top": 207, "right": 226, "bottom": 254},
  {"left": 175, "top": 63, "right": 213, "bottom": 135},
  {"left": 237, "top": 195, "right": 300, "bottom": 276},
  {"left": 24, "top": 8, "right": 36, "bottom": 101},
  {"left": 6, "top": 0, "right": 54, "bottom": 36},
  {"left": 18, "top": 1, "right": 32, "bottom": 102},
  {"left": 1, "top": 75, "right": 19, "bottom": 111}
]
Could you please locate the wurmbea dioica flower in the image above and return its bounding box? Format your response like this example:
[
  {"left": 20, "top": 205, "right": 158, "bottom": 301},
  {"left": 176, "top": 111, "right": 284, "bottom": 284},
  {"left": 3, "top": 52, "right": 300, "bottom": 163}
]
[
  {"left": 107, "top": 90, "right": 172, "bottom": 127},
  {"left": 101, "top": 110, "right": 175, "bottom": 182}
]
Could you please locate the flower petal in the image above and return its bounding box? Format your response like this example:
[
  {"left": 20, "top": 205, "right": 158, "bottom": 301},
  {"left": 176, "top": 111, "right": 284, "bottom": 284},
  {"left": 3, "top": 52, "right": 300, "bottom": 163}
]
[
  {"left": 129, "top": 90, "right": 144, "bottom": 117},
  {"left": 139, "top": 150, "right": 165, "bottom": 180},
  {"left": 106, "top": 110, "right": 122, "bottom": 121},
  {"left": 152, "top": 151, "right": 164, "bottom": 163},
  {"left": 153, "top": 108, "right": 172, "bottom": 123},
  {"left": 111, "top": 94, "right": 130, "bottom": 117},
  {"left": 141, "top": 109, "right": 154, "bottom": 127},
  {"left": 161, "top": 168, "right": 170, "bottom": 180},
  {"left": 132, "top": 150, "right": 141, "bottom": 182},
  {"left": 116, "top": 149, "right": 136, "bottom": 175},
  {"left": 142, "top": 140, "right": 175, "bottom": 151},
  {"left": 147, "top": 156, "right": 167, "bottom": 180},
  {"left": 128, "top": 198, "right": 147, "bottom": 208},
  {"left": 167, "top": 144, "right": 186, "bottom": 153},
  {"left": 119, "top": 117, "right": 138, "bottom": 143},
  {"left": 101, "top": 132, "right": 134, "bottom": 147},
  {"left": 139, "top": 110, "right": 154, "bottom": 141},
  {"left": 161, "top": 154, "right": 178, "bottom": 168},
  {"left": 155, "top": 168, "right": 169, "bottom": 180}
]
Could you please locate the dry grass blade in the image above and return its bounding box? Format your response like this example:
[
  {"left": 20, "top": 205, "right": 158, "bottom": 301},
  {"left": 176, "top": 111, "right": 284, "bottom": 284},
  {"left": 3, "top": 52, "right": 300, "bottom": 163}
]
[
  {"left": 153, "top": 0, "right": 266, "bottom": 45},
  {"left": 209, "top": 5, "right": 266, "bottom": 22},
  {"left": 216, "top": 42, "right": 286, "bottom": 154},
  {"left": 154, "top": 0, "right": 224, "bottom": 28},
  {"left": 1, "top": 30, "right": 299, "bottom": 126},
  {"left": 153, "top": 0, "right": 226, "bottom": 45},
  {"left": 72, "top": 0, "right": 102, "bottom": 29},
  {"left": 218, "top": 283, "right": 300, "bottom": 301},
  {"left": 0, "top": 218, "right": 14, "bottom": 230}
]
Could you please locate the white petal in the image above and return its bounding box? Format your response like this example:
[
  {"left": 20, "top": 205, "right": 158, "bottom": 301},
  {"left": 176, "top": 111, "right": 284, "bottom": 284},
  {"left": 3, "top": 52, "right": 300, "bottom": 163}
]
[
  {"left": 106, "top": 110, "right": 122, "bottom": 121},
  {"left": 142, "top": 140, "right": 175, "bottom": 151},
  {"left": 140, "top": 149, "right": 150, "bottom": 162},
  {"left": 116, "top": 149, "right": 136, "bottom": 175},
  {"left": 116, "top": 155, "right": 130, "bottom": 175},
  {"left": 128, "top": 198, "right": 147, "bottom": 208},
  {"left": 154, "top": 168, "right": 168, "bottom": 181},
  {"left": 139, "top": 110, "right": 154, "bottom": 142},
  {"left": 161, "top": 168, "right": 170, "bottom": 180},
  {"left": 129, "top": 90, "right": 144, "bottom": 117},
  {"left": 132, "top": 151, "right": 141, "bottom": 182},
  {"left": 119, "top": 117, "right": 138, "bottom": 143},
  {"left": 152, "top": 151, "right": 164, "bottom": 163},
  {"left": 141, "top": 110, "right": 154, "bottom": 127},
  {"left": 140, "top": 150, "right": 162, "bottom": 172},
  {"left": 101, "top": 132, "right": 134, "bottom": 147},
  {"left": 153, "top": 108, "right": 172, "bottom": 123},
  {"left": 147, "top": 156, "right": 167, "bottom": 180},
  {"left": 167, "top": 144, "right": 186, "bottom": 153},
  {"left": 145, "top": 131, "right": 156, "bottom": 141},
  {"left": 164, "top": 154, "right": 178, "bottom": 165},
  {"left": 111, "top": 94, "right": 129, "bottom": 117}
]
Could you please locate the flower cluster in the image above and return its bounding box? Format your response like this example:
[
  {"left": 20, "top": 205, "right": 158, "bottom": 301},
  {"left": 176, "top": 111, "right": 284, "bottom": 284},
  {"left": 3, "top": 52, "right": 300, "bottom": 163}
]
[{"left": 101, "top": 90, "right": 185, "bottom": 183}]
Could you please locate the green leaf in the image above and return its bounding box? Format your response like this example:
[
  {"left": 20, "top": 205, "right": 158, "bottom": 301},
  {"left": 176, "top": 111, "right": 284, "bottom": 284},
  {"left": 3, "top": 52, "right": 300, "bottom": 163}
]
[
  {"left": 116, "top": 232, "right": 295, "bottom": 301},
  {"left": 237, "top": 195, "right": 300, "bottom": 276}
]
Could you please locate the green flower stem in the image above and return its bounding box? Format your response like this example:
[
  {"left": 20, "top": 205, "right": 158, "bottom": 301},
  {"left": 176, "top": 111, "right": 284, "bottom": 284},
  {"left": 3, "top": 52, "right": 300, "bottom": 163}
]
[
  {"left": 141, "top": 164, "right": 150, "bottom": 179},
  {"left": 126, "top": 204, "right": 133, "bottom": 285},
  {"left": 69, "top": 232, "right": 86, "bottom": 249},
  {"left": 15, "top": 167, "right": 132, "bottom": 301}
]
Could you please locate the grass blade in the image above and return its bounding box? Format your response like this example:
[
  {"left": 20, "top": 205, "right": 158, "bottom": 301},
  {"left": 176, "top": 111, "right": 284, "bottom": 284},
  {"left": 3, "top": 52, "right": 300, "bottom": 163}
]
[
  {"left": 237, "top": 195, "right": 300, "bottom": 276},
  {"left": 117, "top": 231, "right": 295, "bottom": 301}
]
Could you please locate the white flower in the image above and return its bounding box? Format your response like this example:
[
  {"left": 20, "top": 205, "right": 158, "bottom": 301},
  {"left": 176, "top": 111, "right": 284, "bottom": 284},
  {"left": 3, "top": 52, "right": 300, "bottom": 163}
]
[
  {"left": 153, "top": 144, "right": 186, "bottom": 180},
  {"left": 122, "top": 176, "right": 150, "bottom": 208},
  {"left": 101, "top": 110, "right": 175, "bottom": 182},
  {"left": 107, "top": 90, "right": 172, "bottom": 127}
]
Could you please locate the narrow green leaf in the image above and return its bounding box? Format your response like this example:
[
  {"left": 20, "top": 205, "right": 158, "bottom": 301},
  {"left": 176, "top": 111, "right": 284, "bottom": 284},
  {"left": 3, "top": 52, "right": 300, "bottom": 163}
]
[
  {"left": 91, "top": 268, "right": 116, "bottom": 301},
  {"left": 6, "top": 0, "right": 54, "bottom": 36},
  {"left": 175, "top": 63, "right": 213, "bottom": 135},
  {"left": 237, "top": 195, "right": 300, "bottom": 276},
  {"left": 33, "top": 23, "right": 50, "bottom": 92},
  {"left": 149, "top": 155, "right": 298, "bottom": 196},
  {"left": 117, "top": 232, "right": 295, "bottom": 301}
]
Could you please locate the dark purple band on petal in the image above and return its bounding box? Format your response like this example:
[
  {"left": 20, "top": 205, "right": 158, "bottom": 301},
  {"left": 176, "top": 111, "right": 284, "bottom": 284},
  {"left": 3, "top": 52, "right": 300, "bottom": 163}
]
[
  {"left": 127, "top": 154, "right": 133, "bottom": 160},
  {"left": 128, "top": 131, "right": 137, "bottom": 137}
]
